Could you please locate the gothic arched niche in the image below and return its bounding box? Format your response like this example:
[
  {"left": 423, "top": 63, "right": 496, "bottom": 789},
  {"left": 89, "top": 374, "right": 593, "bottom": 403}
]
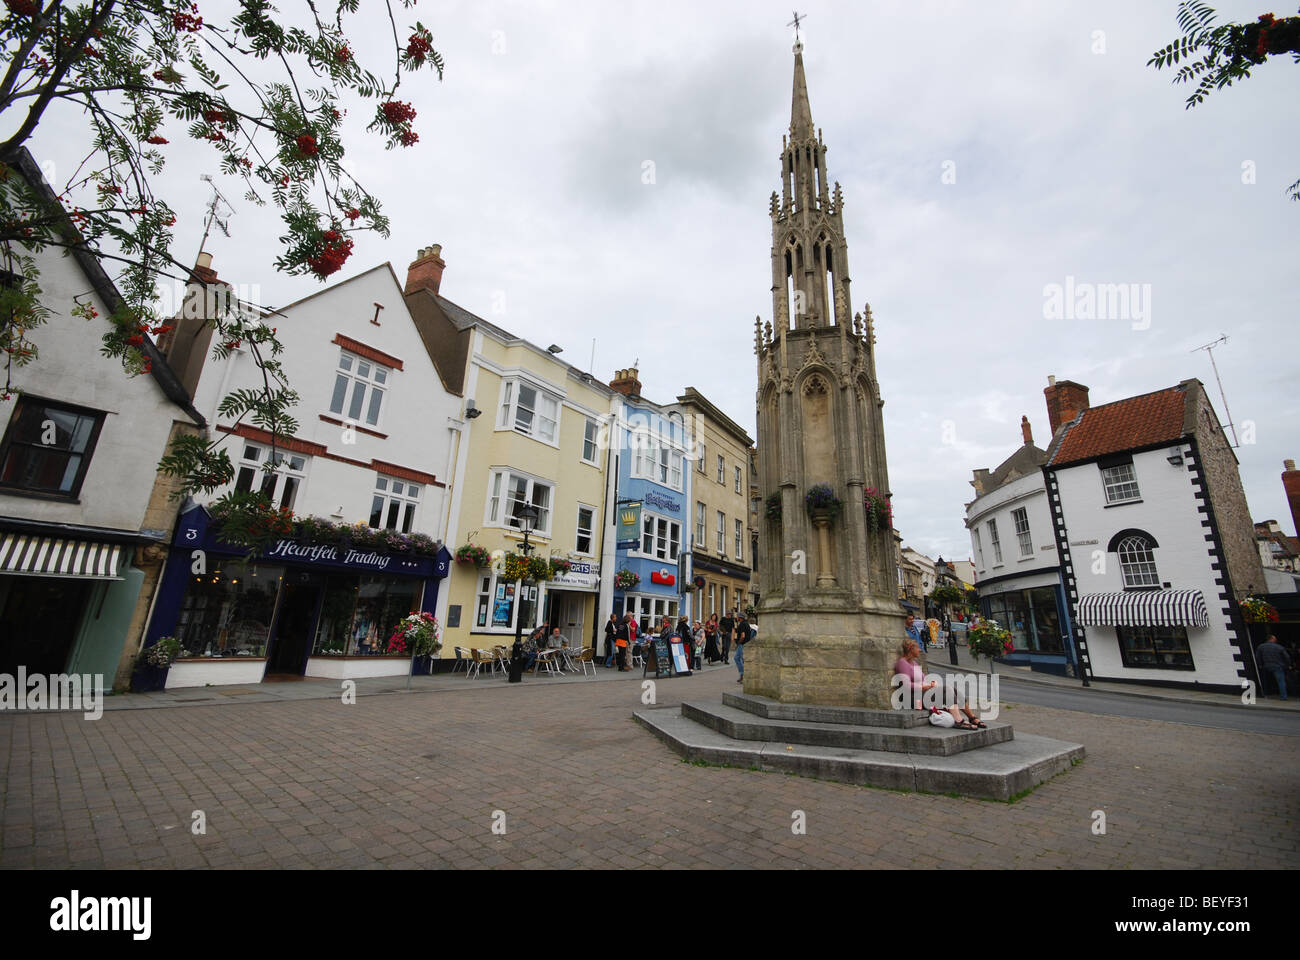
[{"left": 800, "top": 371, "right": 836, "bottom": 483}]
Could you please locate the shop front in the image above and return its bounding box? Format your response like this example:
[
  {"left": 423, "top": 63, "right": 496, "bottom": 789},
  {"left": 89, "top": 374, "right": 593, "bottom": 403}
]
[
  {"left": 691, "top": 554, "right": 751, "bottom": 621},
  {"left": 0, "top": 525, "right": 149, "bottom": 682},
  {"left": 545, "top": 559, "right": 600, "bottom": 649},
  {"left": 146, "top": 506, "right": 450, "bottom": 688},
  {"left": 977, "top": 569, "right": 1073, "bottom": 674}
]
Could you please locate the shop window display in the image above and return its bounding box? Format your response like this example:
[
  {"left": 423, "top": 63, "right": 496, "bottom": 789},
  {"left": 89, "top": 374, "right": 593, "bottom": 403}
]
[
  {"left": 309, "top": 574, "right": 423, "bottom": 656},
  {"left": 174, "top": 566, "right": 285, "bottom": 658}
]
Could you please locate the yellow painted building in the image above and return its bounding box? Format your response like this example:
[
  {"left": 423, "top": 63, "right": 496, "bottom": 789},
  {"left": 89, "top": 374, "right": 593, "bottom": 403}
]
[{"left": 403, "top": 246, "right": 615, "bottom": 655}]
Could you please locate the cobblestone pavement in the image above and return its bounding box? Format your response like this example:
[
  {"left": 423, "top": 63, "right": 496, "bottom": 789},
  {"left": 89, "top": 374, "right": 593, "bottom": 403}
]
[{"left": 1, "top": 664, "right": 1296, "bottom": 869}]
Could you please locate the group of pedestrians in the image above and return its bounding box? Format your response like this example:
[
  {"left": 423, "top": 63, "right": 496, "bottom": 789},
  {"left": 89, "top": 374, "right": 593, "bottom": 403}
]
[{"left": 599, "top": 609, "right": 754, "bottom": 682}]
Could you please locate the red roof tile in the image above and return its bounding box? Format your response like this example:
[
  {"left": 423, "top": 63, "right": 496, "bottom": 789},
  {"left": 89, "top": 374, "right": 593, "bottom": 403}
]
[{"left": 1049, "top": 386, "right": 1188, "bottom": 467}]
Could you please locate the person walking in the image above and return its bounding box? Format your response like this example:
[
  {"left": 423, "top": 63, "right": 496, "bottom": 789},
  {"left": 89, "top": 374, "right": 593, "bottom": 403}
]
[
  {"left": 904, "top": 613, "right": 928, "bottom": 656},
  {"left": 720, "top": 610, "right": 735, "bottom": 665},
  {"left": 615, "top": 615, "right": 631, "bottom": 671},
  {"left": 733, "top": 614, "right": 752, "bottom": 683},
  {"left": 1256, "top": 634, "right": 1292, "bottom": 700},
  {"left": 603, "top": 613, "right": 618, "bottom": 667},
  {"left": 703, "top": 615, "right": 720, "bottom": 664}
]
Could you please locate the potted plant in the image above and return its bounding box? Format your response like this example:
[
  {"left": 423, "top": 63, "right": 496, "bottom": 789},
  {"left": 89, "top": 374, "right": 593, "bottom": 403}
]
[
  {"left": 863, "top": 487, "right": 892, "bottom": 533},
  {"left": 967, "top": 620, "right": 1014, "bottom": 672},
  {"left": 765, "top": 493, "right": 783, "bottom": 521},
  {"left": 455, "top": 543, "right": 492, "bottom": 567},
  {"left": 614, "top": 568, "right": 640, "bottom": 591},
  {"left": 548, "top": 557, "right": 573, "bottom": 577},
  {"left": 387, "top": 612, "right": 442, "bottom": 673},
  {"left": 804, "top": 483, "right": 842, "bottom": 523},
  {"left": 131, "top": 636, "right": 181, "bottom": 692}
]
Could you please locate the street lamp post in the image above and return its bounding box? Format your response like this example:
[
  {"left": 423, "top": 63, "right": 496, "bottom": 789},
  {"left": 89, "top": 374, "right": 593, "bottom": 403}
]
[{"left": 509, "top": 503, "right": 540, "bottom": 683}]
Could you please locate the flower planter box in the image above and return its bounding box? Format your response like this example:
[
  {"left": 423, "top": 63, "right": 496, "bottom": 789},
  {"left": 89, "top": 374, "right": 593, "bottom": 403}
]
[
  {"left": 130, "top": 664, "right": 170, "bottom": 693},
  {"left": 166, "top": 658, "right": 268, "bottom": 689}
]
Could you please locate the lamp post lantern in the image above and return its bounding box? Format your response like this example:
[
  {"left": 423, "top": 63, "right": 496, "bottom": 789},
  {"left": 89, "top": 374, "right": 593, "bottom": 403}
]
[{"left": 509, "top": 503, "right": 540, "bottom": 683}]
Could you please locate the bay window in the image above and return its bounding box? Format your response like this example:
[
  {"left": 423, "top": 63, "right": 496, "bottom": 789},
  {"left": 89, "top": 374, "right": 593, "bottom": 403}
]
[
  {"left": 639, "top": 513, "right": 680, "bottom": 561},
  {"left": 486, "top": 468, "right": 554, "bottom": 536}
]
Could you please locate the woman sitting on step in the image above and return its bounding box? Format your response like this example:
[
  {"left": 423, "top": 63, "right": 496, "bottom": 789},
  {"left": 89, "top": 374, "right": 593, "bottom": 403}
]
[{"left": 896, "top": 640, "right": 986, "bottom": 730}]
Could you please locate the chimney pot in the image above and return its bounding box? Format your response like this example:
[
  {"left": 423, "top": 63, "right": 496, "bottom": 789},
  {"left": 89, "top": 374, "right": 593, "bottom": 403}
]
[
  {"left": 196, "top": 252, "right": 213, "bottom": 270},
  {"left": 405, "top": 244, "right": 446, "bottom": 296},
  {"left": 1286, "top": 459, "right": 1296, "bottom": 471},
  {"left": 1021, "top": 415, "right": 1033, "bottom": 445}
]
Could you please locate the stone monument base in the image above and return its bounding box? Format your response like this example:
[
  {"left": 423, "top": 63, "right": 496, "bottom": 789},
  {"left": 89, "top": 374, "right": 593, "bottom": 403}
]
[
  {"left": 634, "top": 692, "right": 1084, "bottom": 801},
  {"left": 746, "top": 601, "right": 906, "bottom": 709}
]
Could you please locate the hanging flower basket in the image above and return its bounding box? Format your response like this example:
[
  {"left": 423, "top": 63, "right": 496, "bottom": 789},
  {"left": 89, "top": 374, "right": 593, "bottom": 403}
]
[
  {"left": 455, "top": 544, "right": 492, "bottom": 567},
  {"left": 502, "top": 553, "right": 553, "bottom": 582},
  {"left": 614, "top": 568, "right": 640, "bottom": 591},
  {"left": 548, "top": 557, "right": 573, "bottom": 577},
  {"left": 804, "top": 483, "right": 842, "bottom": 522},
  {"left": 386, "top": 612, "right": 443, "bottom": 657},
  {"left": 968, "top": 620, "right": 1015, "bottom": 661},
  {"left": 864, "top": 487, "right": 892, "bottom": 533},
  {"left": 765, "top": 493, "right": 782, "bottom": 521},
  {"left": 1241, "top": 595, "right": 1279, "bottom": 623}
]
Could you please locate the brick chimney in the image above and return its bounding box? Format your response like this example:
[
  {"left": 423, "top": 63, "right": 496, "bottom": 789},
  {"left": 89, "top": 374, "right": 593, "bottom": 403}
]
[
  {"left": 609, "top": 367, "right": 642, "bottom": 397},
  {"left": 1021, "top": 415, "right": 1033, "bottom": 445},
  {"left": 1283, "top": 458, "right": 1300, "bottom": 538},
  {"left": 159, "top": 251, "right": 222, "bottom": 400},
  {"left": 1044, "top": 375, "right": 1090, "bottom": 434},
  {"left": 405, "top": 244, "right": 445, "bottom": 295}
]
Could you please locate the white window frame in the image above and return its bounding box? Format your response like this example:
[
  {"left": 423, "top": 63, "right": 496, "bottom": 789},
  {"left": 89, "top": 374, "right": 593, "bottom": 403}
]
[
  {"left": 328, "top": 351, "right": 389, "bottom": 428},
  {"left": 485, "top": 468, "right": 555, "bottom": 537},
  {"left": 1011, "top": 507, "right": 1033, "bottom": 557},
  {"left": 474, "top": 571, "right": 544, "bottom": 635},
  {"left": 575, "top": 504, "right": 596, "bottom": 556},
  {"left": 1117, "top": 535, "right": 1160, "bottom": 588},
  {"left": 636, "top": 511, "right": 681, "bottom": 562},
  {"left": 695, "top": 501, "right": 706, "bottom": 548},
  {"left": 716, "top": 510, "right": 726, "bottom": 557},
  {"left": 581, "top": 418, "right": 600, "bottom": 465},
  {"left": 716, "top": 455, "right": 725, "bottom": 484},
  {"left": 734, "top": 466, "right": 742, "bottom": 494},
  {"left": 735, "top": 518, "right": 744, "bottom": 561},
  {"left": 988, "top": 519, "right": 1003, "bottom": 564},
  {"left": 696, "top": 442, "right": 707, "bottom": 473},
  {"left": 1102, "top": 462, "right": 1141, "bottom": 504},
  {"left": 630, "top": 429, "right": 684, "bottom": 492},
  {"left": 497, "top": 378, "right": 561, "bottom": 446},
  {"left": 626, "top": 594, "right": 680, "bottom": 636},
  {"left": 370, "top": 474, "right": 421, "bottom": 533},
  {"left": 233, "top": 441, "right": 308, "bottom": 512},
  {"left": 972, "top": 527, "right": 984, "bottom": 568}
]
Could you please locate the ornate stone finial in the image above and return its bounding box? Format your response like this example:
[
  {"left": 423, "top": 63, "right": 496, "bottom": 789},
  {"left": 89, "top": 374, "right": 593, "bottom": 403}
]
[
  {"left": 754, "top": 315, "right": 763, "bottom": 355},
  {"left": 764, "top": 320, "right": 773, "bottom": 342},
  {"left": 853, "top": 311, "right": 863, "bottom": 338},
  {"left": 833, "top": 181, "right": 843, "bottom": 209},
  {"left": 864, "top": 302, "right": 877, "bottom": 346},
  {"left": 769, "top": 191, "right": 779, "bottom": 218}
]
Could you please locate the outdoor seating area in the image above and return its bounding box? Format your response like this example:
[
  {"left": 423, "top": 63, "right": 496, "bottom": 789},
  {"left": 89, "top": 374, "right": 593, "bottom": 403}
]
[{"left": 452, "top": 643, "right": 597, "bottom": 680}]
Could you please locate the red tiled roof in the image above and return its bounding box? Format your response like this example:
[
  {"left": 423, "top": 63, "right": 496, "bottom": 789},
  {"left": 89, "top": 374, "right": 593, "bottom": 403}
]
[{"left": 1049, "top": 386, "right": 1188, "bottom": 467}]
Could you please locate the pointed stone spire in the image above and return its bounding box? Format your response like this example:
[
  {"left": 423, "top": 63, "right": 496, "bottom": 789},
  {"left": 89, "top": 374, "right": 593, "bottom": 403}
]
[{"left": 790, "top": 42, "right": 814, "bottom": 140}]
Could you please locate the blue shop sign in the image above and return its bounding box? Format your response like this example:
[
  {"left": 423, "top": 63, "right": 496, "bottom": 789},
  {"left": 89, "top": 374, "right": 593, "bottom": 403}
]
[
  {"left": 643, "top": 491, "right": 681, "bottom": 513},
  {"left": 172, "top": 505, "right": 449, "bottom": 579}
]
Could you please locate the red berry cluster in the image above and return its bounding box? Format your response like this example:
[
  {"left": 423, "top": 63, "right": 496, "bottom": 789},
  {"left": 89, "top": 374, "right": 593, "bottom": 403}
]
[
  {"left": 202, "top": 108, "right": 229, "bottom": 124},
  {"left": 381, "top": 100, "right": 417, "bottom": 125},
  {"left": 173, "top": 4, "right": 202, "bottom": 32},
  {"left": 407, "top": 33, "right": 431, "bottom": 63},
  {"left": 345, "top": 207, "right": 361, "bottom": 221},
  {"left": 83, "top": 45, "right": 100, "bottom": 59},
  {"left": 5, "top": 0, "right": 41, "bottom": 17},
  {"left": 335, "top": 45, "right": 351, "bottom": 63},
  {"left": 399, "top": 130, "right": 419, "bottom": 147},
  {"left": 306, "top": 229, "right": 354, "bottom": 278},
  {"left": 146, "top": 135, "right": 169, "bottom": 144},
  {"left": 295, "top": 134, "right": 318, "bottom": 157}
]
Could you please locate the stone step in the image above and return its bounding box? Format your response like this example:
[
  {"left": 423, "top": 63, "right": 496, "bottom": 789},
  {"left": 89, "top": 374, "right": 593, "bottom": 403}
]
[
  {"left": 685, "top": 700, "right": 1010, "bottom": 756},
  {"left": 634, "top": 705, "right": 1085, "bottom": 801},
  {"left": 724, "top": 691, "right": 935, "bottom": 728}
]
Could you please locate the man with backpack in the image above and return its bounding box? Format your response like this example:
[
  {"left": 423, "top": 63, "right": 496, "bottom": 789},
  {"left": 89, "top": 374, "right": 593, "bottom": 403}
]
[
  {"left": 734, "top": 614, "right": 752, "bottom": 684},
  {"left": 719, "top": 610, "right": 735, "bottom": 665}
]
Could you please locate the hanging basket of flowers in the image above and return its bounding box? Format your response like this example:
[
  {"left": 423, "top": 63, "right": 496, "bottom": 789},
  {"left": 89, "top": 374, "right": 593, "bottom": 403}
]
[
  {"left": 804, "top": 483, "right": 842, "bottom": 522},
  {"left": 1241, "top": 595, "right": 1280, "bottom": 623},
  {"left": 549, "top": 557, "right": 573, "bottom": 577},
  {"left": 455, "top": 544, "right": 492, "bottom": 567},
  {"left": 968, "top": 620, "right": 1015, "bottom": 660},
  {"left": 863, "top": 487, "right": 892, "bottom": 533},
  {"left": 386, "top": 612, "right": 443, "bottom": 657},
  {"left": 137, "top": 636, "right": 182, "bottom": 669},
  {"left": 765, "top": 493, "right": 782, "bottom": 521},
  {"left": 527, "top": 556, "right": 552, "bottom": 582},
  {"left": 614, "top": 568, "right": 640, "bottom": 591}
]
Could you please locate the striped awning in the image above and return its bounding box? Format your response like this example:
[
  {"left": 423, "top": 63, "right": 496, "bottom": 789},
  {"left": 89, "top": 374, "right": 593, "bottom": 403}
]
[
  {"left": 1077, "top": 589, "right": 1209, "bottom": 628},
  {"left": 0, "top": 534, "right": 124, "bottom": 580}
]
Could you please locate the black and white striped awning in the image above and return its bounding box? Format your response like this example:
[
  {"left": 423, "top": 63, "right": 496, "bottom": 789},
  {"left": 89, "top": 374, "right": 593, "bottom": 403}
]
[
  {"left": 0, "top": 534, "right": 124, "bottom": 580},
  {"left": 1077, "top": 589, "right": 1209, "bottom": 628}
]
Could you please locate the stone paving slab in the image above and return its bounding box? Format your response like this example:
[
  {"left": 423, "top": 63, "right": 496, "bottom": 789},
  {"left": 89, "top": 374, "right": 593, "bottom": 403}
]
[
  {"left": 682, "top": 699, "right": 1013, "bottom": 755},
  {"left": 639, "top": 704, "right": 1076, "bottom": 799},
  {"left": 0, "top": 664, "right": 1296, "bottom": 869}
]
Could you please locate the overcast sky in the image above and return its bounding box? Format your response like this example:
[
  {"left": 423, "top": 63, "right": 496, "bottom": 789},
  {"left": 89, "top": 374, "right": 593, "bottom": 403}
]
[{"left": 26, "top": 0, "right": 1300, "bottom": 562}]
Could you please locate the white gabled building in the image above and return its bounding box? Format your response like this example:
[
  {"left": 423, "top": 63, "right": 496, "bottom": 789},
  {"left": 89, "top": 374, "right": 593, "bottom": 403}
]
[
  {"left": 145, "top": 256, "right": 461, "bottom": 687},
  {"left": 966, "top": 415, "right": 1072, "bottom": 674},
  {"left": 1041, "top": 376, "right": 1266, "bottom": 692}
]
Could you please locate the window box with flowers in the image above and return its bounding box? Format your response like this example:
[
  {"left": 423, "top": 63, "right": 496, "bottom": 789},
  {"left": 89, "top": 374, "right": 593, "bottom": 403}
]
[{"left": 455, "top": 544, "right": 492, "bottom": 567}]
